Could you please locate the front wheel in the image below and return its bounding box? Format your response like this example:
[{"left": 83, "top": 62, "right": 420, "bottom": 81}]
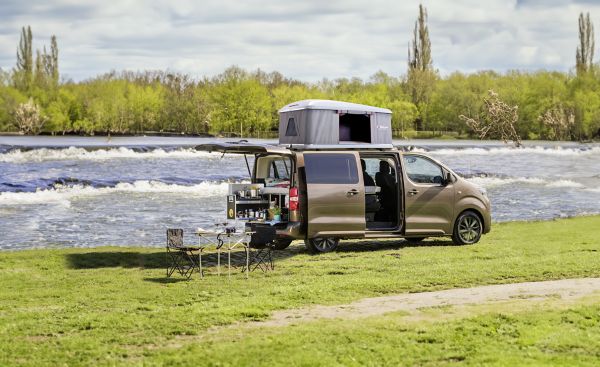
[
  {"left": 452, "top": 211, "right": 483, "bottom": 245},
  {"left": 305, "top": 237, "right": 339, "bottom": 253}
]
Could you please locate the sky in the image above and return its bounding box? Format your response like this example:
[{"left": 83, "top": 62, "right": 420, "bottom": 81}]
[{"left": 1, "top": 0, "right": 600, "bottom": 82}]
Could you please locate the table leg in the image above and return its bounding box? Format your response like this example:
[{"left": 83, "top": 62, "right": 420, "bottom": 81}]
[
  {"left": 245, "top": 244, "right": 249, "bottom": 279},
  {"left": 228, "top": 242, "right": 231, "bottom": 280},
  {"left": 199, "top": 250, "right": 203, "bottom": 279}
]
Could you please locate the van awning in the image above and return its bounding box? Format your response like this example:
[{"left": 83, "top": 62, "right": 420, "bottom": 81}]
[{"left": 195, "top": 141, "right": 291, "bottom": 155}]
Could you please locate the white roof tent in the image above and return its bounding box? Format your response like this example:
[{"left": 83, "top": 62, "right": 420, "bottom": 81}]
[{"left": 278, "top": 100, "right": 393, "bottom": 148}]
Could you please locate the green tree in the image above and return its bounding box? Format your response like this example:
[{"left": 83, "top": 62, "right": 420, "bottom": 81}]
[
  {"left": 576, "top": 12, "right": 595, "bottom": 75},
  {"left": 209, "top": 66, "right": 272, "bottom": 136},
  {"left": 0, "top": 85, "right": 25, "bottom": 131},
  {"left": 14, "top": 26, "right": 33, "bottom": 91},
  {"left": 406, "top": 4, "right": 436, "bottom": 130},
  {"left": 43, "top": 88, "right": 77, "bottom": 134}
]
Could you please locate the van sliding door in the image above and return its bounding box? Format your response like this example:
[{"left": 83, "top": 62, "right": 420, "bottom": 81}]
[{"left": 303, "top": 152, "right": 365, "bottom": 238}]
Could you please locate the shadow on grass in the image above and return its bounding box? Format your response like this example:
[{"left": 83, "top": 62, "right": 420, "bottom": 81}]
[
  {"left": 66, "top": 251, "right": 167, "bottom": 269},
  {"left": 144, "top": 277, "right": 189, "bottom": 284},
  {"left": 65, "top": 238, "right": 458, "bottom": 270},
  {"left": 65, "top": 248, "right": 300, "bottom": 270},
  {"left": 336, "top": 238, "right": 458, "bottom": 253}
]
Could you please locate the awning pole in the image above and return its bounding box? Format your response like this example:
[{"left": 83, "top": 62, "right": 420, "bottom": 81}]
[{"left": 244, "top": 154, "right": 252, "bottom": 177}]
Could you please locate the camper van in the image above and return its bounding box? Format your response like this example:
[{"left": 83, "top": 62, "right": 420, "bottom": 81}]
[{"left": 197, "top": 100, "right": 491, "bottom": 253}]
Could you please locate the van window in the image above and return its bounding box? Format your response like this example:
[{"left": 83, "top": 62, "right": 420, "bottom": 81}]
[
  {"left": 304, "top": 153, "right": 359, "bottom": 184},
  {"left": 255, "top": 155, "right": 292, "bottom": 187},
  {"left": 403, "top": 155, "right": 443, "bottom": 184},
  {"left": 269, "top": 159, "right": 290, "bottom": 180}
]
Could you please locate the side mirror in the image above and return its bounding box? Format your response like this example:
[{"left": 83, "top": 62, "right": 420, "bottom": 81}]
[{"left": 445, "top": 172, "right": 453, "bottom": 185}]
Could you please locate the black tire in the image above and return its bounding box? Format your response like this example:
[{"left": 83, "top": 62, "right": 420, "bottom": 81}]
[
  {"left": 452, "top": 211, "right": 483, "bottom": 245},
  {"left": 272, "top": 239, "right": 293, "bottom": 250},
  {"left": 305, "top": 237, "right": 339, "bottom": 253},
  {"left": 405, "top": 237, "right": 426, "bottom": 244}
]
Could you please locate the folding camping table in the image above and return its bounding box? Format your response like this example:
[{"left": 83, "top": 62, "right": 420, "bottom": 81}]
[{"left": 195, "top": 229, "right": 254, "bottom": 279}]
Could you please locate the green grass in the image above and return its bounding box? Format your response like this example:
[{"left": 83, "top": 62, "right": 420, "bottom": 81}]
[
  {"left": 1, "top": 216, "right": 600, "bottom": 365},
  {"left": 179, "top": 298, "right": 600, "bottom": 366}
]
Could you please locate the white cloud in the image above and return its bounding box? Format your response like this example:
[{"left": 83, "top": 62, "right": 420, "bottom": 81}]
[{"left": 0, "top": 0, "right": 598, "bottom": 81}]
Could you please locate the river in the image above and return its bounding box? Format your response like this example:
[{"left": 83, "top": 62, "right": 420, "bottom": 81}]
[{"left": 1, "top": 136, "right": 599, "bottom": 250}]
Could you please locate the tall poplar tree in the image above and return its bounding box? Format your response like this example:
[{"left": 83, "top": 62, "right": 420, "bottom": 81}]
[
  {"left": 407, "top": 4, "right": 436, "bottom": 130},
  {"left": 408, "top": 4, "right": 432, "bottom": 72},
  {"left": 576, "top": 12, "right": 595, "bottom": 75},
  {"left": 15, "top": 26, "right": 33, "bottom": 91},
  {"left": 51, "top": 36, "right": 59, "bottom": 84}
]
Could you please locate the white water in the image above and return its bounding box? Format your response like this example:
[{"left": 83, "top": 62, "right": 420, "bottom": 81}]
[
  {"left": 467, "top": 176, "right": 586, "bottom": 189},
  {"left": 0, "top": 181, "right": 229, "bottom": 206},
  {"left": 414, "top": 145, "right": 600, "bottom": 157},
  {"left": 0, "top": 147, "right": 226, "bottom": 163}
]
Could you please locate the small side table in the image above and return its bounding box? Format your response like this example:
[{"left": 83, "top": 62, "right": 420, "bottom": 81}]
[{"left": 196, "top": 230, "right": 254, "bottom": 279}]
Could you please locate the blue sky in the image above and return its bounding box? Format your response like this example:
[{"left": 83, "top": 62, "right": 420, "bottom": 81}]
[{"left": 0, "top": 0, "right": 599, "bottom": 81}]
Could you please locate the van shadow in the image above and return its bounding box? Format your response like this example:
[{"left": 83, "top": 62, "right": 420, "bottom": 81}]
[
  {"left": 65, "top": 248, "right": 300, "bottom": 270},
  {"left": 336, "top": 238, "right": 458, "bottom": 253},
  {"left": 65, "top": 239, "right": 458, "bottom": 271}
]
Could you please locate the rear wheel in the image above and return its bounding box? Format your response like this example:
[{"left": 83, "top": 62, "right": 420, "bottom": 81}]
[
  {"left": 452, "top": 211, "right": 483, "bottom": 245},
  {"left": 305, "top": 237, "right": 339, "bottom": 253},
  {"left": 272, "top": 239, "right": 292, "bottom": 250}
]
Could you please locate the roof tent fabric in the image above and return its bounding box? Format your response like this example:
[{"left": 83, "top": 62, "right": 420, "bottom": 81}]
[
  {"left": 278, "top": 100, "right": 392, "bottom": 146},
  {"left": 371, "top": 112, "right": 392, "bottom": 144}
]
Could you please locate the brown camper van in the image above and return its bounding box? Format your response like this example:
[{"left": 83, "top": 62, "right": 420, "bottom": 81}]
[{"left": 197, "top": 100, "right": 491, "bottom": 253}]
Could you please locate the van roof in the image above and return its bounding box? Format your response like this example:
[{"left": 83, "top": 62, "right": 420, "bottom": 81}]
[{"left": 278, "top": 99, "right": 392, "bottom": 114}]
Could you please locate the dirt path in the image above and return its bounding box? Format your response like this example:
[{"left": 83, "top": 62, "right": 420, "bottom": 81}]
[{"left": 260, "top": 278, "right": 600, "bottom": 327}]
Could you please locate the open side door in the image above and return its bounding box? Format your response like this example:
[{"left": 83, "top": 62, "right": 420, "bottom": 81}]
[
  {"left": 303, "top": 151, "right": 365, "bottom": 239},
  {"left": 401, "top": 154, "right": 455, "bottom": 235}
]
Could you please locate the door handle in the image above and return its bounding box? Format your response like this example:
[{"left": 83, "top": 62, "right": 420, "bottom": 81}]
[
  {"left": 408, "top": 189, "right": 419, "bottom": 196},
  {"left": 346, "top": 189, "right": 360, "bottom": 196}
]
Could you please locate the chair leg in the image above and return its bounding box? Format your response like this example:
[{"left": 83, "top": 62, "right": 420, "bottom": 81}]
[
  {"left": 251, "top": 247, "right": 274, "bottom": 272},
  {"left": 167, "top": 247, "right": 181, "bottom": 277},
  {"left": 182, "top": 251, "right": 200, "bottom": 279},
  {"left": 167, "top": 247, "right": 200, "bottom": 279}
]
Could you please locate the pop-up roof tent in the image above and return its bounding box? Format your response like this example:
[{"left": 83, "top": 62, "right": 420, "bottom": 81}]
[{"left": 278, "top": 100, "right": 393, "bottom": 148}]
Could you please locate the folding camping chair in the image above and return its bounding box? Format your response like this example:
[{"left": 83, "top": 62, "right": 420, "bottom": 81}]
[
  {"left": 249, "top": 225, "right": 276, "bottom": 272},
  {"left": 166, "top": 228, "right": 201, "bottom": 279}
]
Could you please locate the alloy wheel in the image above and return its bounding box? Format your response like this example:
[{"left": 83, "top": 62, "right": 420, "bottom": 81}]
[
  {"left": 306, "top": 237, "right": 339, "bottom": 253},
  {"left": 458, "top": 215, "right": 481, "bottom": 244}
]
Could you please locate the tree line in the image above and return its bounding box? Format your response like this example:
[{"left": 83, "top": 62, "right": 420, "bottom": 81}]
[{"left": 1, "top": 8, "right": 600, "bottom": 140}]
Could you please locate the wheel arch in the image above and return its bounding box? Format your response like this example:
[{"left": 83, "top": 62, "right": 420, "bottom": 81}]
[
  {"left": 454, "top": 195, "right": 491, "bottom": 234},
  {"left": 453, "top": 207, "right": 485, "bottom": 235}
]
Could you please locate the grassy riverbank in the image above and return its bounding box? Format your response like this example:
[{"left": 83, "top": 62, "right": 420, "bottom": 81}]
[{"left": 1, "top": 216, "right": 599, "bottom": 365}]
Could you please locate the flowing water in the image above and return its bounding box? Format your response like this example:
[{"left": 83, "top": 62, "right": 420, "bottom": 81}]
[{"left": 1, "top": 136, "right": 599, "bottom": 250}]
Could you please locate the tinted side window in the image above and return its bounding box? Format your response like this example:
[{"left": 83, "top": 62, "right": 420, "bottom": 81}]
[
  {"left": 304, "top": 153, "right": 359, "bottom": 184},
  {"left": 403, "top": 155, "right": 443, "bottom": 184}
]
